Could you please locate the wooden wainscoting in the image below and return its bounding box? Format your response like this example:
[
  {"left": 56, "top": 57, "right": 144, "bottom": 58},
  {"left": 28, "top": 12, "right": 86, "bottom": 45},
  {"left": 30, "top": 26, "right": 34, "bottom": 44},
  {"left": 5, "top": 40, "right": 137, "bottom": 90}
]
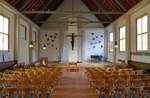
[
  {"left": 0, "top": 60, "right": 17, "bottom": 71},
  {"left": 128, "top": 60, "right": 150, "bottom": 73}
]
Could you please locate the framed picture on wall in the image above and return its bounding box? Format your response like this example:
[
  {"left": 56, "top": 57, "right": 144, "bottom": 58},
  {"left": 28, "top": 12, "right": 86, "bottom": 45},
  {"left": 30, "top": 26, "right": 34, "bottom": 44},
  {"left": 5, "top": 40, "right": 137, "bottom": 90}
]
[{"left": 20, "top": 24, "right": 27, "bottom": 40}]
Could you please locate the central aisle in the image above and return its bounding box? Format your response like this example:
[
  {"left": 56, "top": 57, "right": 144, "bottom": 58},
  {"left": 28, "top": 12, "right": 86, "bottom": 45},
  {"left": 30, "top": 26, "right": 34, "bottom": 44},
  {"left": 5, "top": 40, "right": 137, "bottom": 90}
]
[{"left": 51, "top": 67, "right": 98, "bottom": 98}]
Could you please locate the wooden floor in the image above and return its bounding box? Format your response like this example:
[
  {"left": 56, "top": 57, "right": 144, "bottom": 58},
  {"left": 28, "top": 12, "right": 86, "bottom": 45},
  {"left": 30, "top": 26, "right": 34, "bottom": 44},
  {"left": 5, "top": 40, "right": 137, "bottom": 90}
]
[{"left": 51, "top": 67, "right": 98, "bottom": 98}]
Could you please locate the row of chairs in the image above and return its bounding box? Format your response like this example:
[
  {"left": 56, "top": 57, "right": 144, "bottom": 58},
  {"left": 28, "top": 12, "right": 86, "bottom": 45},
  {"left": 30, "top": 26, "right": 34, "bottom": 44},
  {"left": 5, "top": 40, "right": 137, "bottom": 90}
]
[
  {"left": 86, "top": 67, "right": 150, "bottom": 98},
  {"left": 0, "top": 66, "right": 62, "bottom": 98}
]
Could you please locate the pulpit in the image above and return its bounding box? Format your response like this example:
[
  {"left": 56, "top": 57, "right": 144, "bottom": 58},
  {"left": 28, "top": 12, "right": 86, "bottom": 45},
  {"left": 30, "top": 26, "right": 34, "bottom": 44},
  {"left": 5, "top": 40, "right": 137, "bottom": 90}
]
[{"left": 40, "top": 57, "right": 48, "bottom": 66}]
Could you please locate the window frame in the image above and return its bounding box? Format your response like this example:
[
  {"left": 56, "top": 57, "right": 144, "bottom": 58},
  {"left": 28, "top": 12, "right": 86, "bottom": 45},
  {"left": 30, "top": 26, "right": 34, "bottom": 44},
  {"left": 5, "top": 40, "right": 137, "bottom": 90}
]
[
  {"left": 0, "top": 14, "right": 9, "bottom": 52},
  {"left": 119, "top": 25, "right": 126, "bottom": 52},
  {"left": 108, "top": 32, "right": 114, "bottom": 52},
  {"left": 136, "top": 14, "right": 148, "bottom": 52}
]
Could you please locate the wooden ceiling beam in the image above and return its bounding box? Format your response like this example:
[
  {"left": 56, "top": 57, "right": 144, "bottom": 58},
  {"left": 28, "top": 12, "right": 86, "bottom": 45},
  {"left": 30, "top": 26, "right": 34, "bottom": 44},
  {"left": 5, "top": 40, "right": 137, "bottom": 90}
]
[
  {"left": 32, "top": 0, "right": 54, "bottom": 21},
  {"left": 92, "top": 0, "right": 113, "bottom": 21},
  {"left": 35, "top": 20, "right": 111, "bottom": 24},
  {"left": 18, "top": 0, "right": 31, "bottom": 11},
  {"left": 22, "top": 10, "right": 124, "bottom": 15},
  {"left": 114, "top": 0, "right": 127, "bottom": 12}
]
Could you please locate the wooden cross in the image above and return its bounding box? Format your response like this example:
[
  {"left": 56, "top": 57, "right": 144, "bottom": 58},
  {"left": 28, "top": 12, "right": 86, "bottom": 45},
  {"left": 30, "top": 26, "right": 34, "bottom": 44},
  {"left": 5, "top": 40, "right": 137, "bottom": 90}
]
[{"left": 66, "top": 33, "right": 80, "bottom": 50}]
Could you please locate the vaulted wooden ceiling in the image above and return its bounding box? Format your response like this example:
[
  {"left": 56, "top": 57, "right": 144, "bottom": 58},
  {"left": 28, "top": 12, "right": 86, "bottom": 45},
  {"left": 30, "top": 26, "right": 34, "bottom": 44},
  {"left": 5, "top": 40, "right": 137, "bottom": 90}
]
[{"left": 5, "top": 0, "right": 142, "bottom": 27}]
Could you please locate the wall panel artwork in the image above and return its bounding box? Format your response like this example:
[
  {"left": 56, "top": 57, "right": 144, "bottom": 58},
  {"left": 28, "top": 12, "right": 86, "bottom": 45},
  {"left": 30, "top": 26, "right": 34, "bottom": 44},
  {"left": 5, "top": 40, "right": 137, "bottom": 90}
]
[
  {"left": 90, "top": 32, "right": 104, "bottom": 51},
  {"left": 40, "top": 30, "right": 60, "bottom": 61},
  {"left": 83, "top": 29, "right": 104, "bottom": 62},
  {"left": 43, "top": 32, "right": 58, "bottom": 49}
]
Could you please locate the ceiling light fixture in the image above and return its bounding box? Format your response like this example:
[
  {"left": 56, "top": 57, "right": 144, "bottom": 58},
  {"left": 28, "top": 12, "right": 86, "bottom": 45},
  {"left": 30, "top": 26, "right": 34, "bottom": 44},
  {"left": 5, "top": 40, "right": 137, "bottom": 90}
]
[
  {"left": 29, "top": 41, "right": 34, "bottom": 48},
  {"left": 114, "top": 41, "right": 118, "bottom": 48},
  {"left": 42, "top": 45, "right": 47, "bottom": 50}
]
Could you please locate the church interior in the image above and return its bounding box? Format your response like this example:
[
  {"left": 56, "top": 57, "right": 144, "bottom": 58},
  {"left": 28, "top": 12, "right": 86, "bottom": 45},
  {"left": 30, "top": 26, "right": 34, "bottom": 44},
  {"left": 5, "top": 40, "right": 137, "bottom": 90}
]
[{"left": 0, "top": 0, "right": 150, "bottom": 98}]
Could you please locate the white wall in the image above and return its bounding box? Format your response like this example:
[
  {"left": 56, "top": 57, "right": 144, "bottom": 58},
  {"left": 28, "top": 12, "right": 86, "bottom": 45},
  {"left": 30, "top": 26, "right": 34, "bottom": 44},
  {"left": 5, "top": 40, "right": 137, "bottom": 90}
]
[
  {"left": 105, "top": 25, "right": 114, "bottom": 62},
  {"left": 2, "top": 0, "right": 150, "bottom": 66},
  {"left": 61, "top": 30, "right": 69, "bottom": 62},
  {"left": 105, "top": 0, "right": 150, "bottom": 65},
  {"left": 0, "top": 0, "right": 40, "bottom": 65},
  {"left": 115, "top": 19, "right": 128, "bottom": 63},
  {"left": 40, "top": 0, "right": 104, "bottom": 62},
  {"left": 0, "top": 3, "right": 15, "bottom": 61},
  {"left": 31, "top": 27, "right": 39, "bottom": 62},
  {"left": 130, "top": 2, "right": 150, "bottom": 63},
  {"left": 18, "top": 19, "right": 30, "bottom": 64}
]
